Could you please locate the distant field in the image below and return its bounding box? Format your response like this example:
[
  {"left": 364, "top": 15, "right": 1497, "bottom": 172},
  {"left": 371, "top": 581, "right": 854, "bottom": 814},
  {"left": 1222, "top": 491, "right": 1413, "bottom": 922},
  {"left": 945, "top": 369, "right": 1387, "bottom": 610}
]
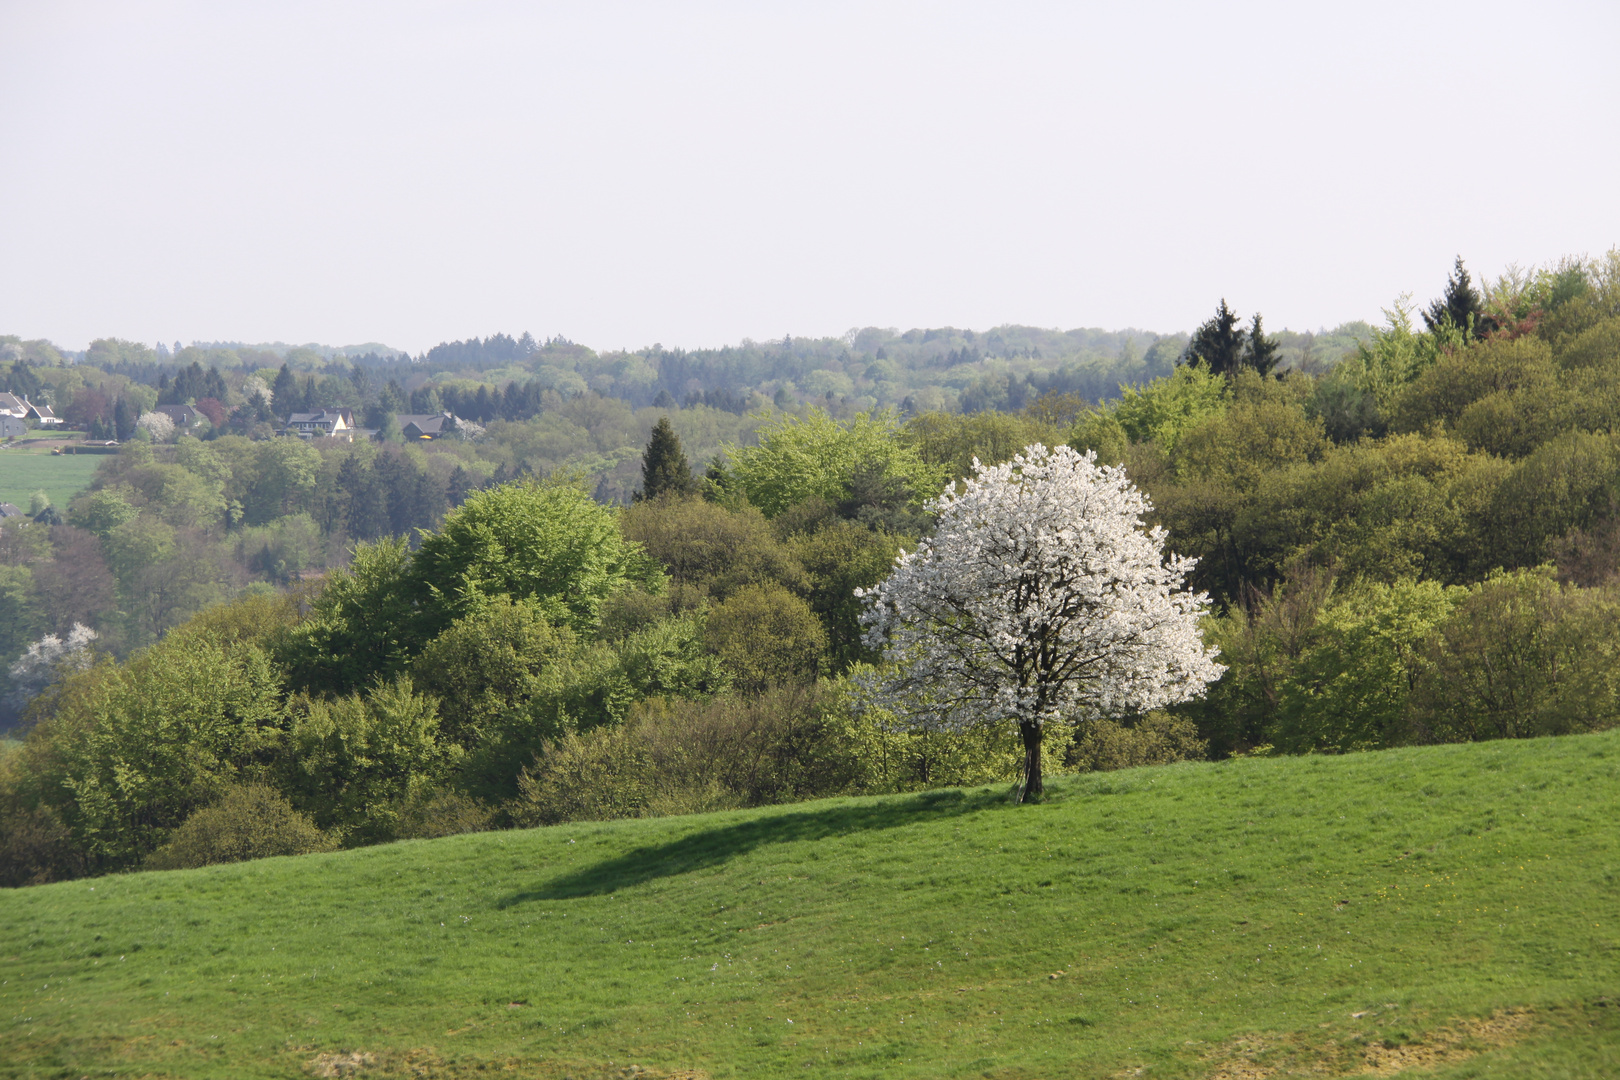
[
  {"left": 0, "top": 450, "right": 102, "bottom": 511},
  {"left": 2, "top": 730, "right": 1617, "bottom": 1079}
]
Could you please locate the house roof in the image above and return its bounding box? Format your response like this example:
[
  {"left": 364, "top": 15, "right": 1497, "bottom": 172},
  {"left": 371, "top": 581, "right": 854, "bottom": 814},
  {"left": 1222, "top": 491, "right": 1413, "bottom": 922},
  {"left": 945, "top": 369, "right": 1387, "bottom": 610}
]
[
  {"left": 27, "top": 403, "right": 59, "bottom": 420},
  {"left": 155, "top": 404, "right": 198, "bottom": 421},
  {"left": 0, "top": 393, "right": 27, "bottom": 415},
  {"left": 287, "top": 408, "right": 353, "bottom": 425},
  {"left": 0, "top": 503, "right": 25, "bottom": 518},
  {"left": 398, "top": 412, "right": 454, "bottom": 436}
]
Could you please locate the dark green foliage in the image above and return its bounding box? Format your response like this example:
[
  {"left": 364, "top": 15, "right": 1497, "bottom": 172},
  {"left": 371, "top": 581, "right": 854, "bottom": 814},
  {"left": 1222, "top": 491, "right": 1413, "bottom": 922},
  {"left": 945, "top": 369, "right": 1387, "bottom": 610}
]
[
  {"left": 1422, "top": 255, "right": 1483, "bottom": 336},
  {"left": 1186, "top": 299, "right": 1248, "bottom": 375},
  {"left": 635, "top": 416, "right": 698, "bottom": 500},
  {"left": 277, "top": 537, "right": 420, "bottom": 695},
  {"left": 1245, "top": 312, "right": 1280, "bottom": 377},
  {"left": 143, "top": 783, "right": 335, "bottom": 869}
]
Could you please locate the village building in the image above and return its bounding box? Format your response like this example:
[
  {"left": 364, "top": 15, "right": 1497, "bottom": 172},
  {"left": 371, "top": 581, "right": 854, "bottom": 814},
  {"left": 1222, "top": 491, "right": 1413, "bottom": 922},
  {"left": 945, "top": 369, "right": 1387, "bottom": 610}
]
[{"left": 282, "top": 407, "right": 356, "bottom": 440}]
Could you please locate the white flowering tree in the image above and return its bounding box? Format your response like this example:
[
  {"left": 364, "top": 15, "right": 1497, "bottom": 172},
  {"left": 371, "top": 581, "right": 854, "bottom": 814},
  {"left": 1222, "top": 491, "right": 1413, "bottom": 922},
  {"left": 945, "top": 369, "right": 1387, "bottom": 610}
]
[
  {"left": 858, "top": 444, "right": 1224, "bottom": 801},
  {"left": 136, "top": 410, "right": 176, "bottom": 442}
]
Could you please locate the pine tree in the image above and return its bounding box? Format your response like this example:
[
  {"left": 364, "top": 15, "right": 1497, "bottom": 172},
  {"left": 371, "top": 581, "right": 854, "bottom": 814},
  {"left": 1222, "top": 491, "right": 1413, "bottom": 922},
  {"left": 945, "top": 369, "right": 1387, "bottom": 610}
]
[
  {"left": 271, "top": 363, "right": 300, "bottom": 419},
  {"left": 113, "top": 396, "right": 137, "bottom": 441},
  {"left": 1245, "top": 312, "right": 1280, "bottom": 377},
  {"left": 1422, "top": 256, "right": 1483, "bottom": 337},
  {"left": 636, "top": 417, "right": 697, "bottom": 501},
  {"left": 1186, "top": 299, "right": 1248, "bottom": 375}
]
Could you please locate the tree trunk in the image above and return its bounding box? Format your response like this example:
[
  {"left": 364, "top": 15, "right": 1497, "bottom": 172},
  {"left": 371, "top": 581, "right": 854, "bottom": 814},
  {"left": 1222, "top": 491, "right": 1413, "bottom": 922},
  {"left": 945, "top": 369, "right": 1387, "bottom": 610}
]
[{"left": 1017, "top": 721, "right": 1043, "bottom": 803}]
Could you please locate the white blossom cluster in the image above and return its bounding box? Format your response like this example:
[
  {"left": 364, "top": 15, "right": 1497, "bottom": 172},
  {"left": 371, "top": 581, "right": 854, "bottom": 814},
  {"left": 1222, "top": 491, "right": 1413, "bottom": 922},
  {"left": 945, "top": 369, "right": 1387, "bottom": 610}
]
[
  {"left": 6, "top": 623, "right": 99, "bottom": 709},
  {"left": 858, "top": 444, "right": 1224, "bottom": 735},
  {"left": 136, "top": 411, "right": 176, "bottom": 442}
]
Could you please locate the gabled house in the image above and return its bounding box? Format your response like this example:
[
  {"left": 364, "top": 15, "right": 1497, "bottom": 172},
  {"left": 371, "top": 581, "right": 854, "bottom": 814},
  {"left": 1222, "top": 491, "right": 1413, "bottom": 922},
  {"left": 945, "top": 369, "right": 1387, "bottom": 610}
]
[
  {"left": 396, "top": 412, "right": 457, "bottom": 440},
  {"left": 0, "top": 392, "right": 31, "bottom": 419},
  {"left": 155, "top": 404, "right": 203, "bottom": 430},
  {"left": 283, "top": 407, "right": 356, "bottom": 440},
  {"left": 25, "top": 401, "right": 63, "bottom": 426},
  {"left": 0, "top": 503, "right": 26, "bottom": 519}
]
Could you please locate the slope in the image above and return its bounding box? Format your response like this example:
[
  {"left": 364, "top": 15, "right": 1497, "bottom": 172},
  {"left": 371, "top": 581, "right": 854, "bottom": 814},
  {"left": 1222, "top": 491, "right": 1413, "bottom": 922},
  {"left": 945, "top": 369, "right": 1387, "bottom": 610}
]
[{"left": 2, "top": 730, "right": 1617, "bottom": 1079}]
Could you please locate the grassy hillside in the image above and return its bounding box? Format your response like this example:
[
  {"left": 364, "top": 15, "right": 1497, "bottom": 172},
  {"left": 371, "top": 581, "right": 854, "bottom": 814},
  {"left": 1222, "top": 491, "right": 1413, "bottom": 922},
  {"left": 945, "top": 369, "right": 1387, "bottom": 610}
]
[
  {"left": 0, "top": 449, "right": 100, "bottom": 512},
  {"left": 3, "top": 732, "right": 1617, "bottom": 1080}
]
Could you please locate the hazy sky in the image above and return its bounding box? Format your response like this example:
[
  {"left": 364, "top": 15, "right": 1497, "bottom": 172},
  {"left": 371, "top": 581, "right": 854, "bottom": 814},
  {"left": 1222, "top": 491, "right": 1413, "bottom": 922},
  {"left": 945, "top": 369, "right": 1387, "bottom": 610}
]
[{"left": 3, "top": 1, "right": 1617, "bottom": 354}]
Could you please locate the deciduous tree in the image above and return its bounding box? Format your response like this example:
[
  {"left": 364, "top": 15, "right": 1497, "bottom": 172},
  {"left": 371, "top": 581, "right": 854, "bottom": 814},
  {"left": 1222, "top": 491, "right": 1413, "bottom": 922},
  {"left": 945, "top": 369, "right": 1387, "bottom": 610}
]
[{"left": 858, "top": 444, "right": 1222, "bottom": 801}]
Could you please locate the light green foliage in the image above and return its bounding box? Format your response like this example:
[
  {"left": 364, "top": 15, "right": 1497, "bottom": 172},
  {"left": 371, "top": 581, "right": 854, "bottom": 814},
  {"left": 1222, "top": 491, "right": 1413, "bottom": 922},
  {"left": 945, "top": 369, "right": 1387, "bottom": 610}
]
[
  {"left": 1391, "top": 335, "right": 1566, "bottom": 456},
  {"left": 1344, "top": 295, "right": 1452, "bottom": 412},
  {"left": 704, "top": 583, "right": 828, "bottom": 692},
  {"left": 619, "top": 495, "right": 807, "bottom": 601},
  {"left": 613, "top": 611, "right": 731, "bottom": 702},
  {"left": 68, "top": 488, "right": 138, "bottom": 537},
  {"left": 37, "top": 628, "right": 287, "bottom": 868},
  {"left": 278, "top": 677, "right": 455, "bottom": 844},
  {"left": 144, "top": 783, "right": 335, "bottom": 869},
  {"left": 901, "top": 411, "right": 1065, "bottom": 483},
  {"left": 1409, "top": 568, "right": 1620, "bottom": 742},
  {"left": 1273, "top": 578, "right": 1455, "bottom": 753},
  {"left": 410, "top": 596, "right": 578, "bottom": 747},
  {"left": 1071, "top": 360, "right": 1229, "bottom": 456},
  {"left": 726, "top": 408, "right": 946, "bottom": 518},
  {"left": 412, "top": 479, "right": 662, "bottom": 636},
  {"left": 0, "top": 563, "right": 38, "bottom": 664}
]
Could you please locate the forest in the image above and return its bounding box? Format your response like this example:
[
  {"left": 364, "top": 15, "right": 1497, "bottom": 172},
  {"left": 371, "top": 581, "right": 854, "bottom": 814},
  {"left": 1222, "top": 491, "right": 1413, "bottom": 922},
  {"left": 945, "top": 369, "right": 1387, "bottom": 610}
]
[{"left": 2, "top": 251, "right": 1618, "bottom": 886}]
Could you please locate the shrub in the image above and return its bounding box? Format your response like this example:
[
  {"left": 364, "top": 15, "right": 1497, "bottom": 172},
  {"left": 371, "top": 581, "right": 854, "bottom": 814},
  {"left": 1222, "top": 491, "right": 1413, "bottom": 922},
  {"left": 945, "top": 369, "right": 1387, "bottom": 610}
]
[
  {"left": 509, "top": 685, "right": 860, "bottom": 826},
  {"left": 1070, "top": 712, "right": 1208, "bottom": 772},
  {"left": 394, "top": 789, "right": 496, "bottom": 840},
  {"left": 144, "top": 784, "right": 335, "bottom": 870}
]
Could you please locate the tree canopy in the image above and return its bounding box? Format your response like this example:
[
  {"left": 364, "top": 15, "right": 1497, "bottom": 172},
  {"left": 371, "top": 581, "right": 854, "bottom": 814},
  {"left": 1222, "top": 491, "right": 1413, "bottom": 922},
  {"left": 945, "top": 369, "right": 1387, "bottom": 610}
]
[{"left": 858, "top": 444, "right": 1223, "bottom": 801}]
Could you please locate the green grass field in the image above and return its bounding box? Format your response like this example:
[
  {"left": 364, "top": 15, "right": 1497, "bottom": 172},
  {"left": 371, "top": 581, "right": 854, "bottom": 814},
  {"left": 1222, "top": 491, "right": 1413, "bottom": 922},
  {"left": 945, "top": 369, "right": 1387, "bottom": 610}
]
[
  {"left": 3, "top": 731, "right": 1617, "bottom": 1079},
  {"left": 0, "top": 450, "right": 101, "bottom": 513}
]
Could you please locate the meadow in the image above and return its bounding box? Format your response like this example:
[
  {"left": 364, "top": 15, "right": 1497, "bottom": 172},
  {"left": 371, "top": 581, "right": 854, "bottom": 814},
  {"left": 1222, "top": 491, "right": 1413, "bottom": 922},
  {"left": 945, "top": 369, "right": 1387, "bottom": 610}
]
[
  {"left": 2, "top": 730, "right": 1617, "bottom": 1079},
  {"left": 0, "top": 448, "right": 100, "bottom": 513}
]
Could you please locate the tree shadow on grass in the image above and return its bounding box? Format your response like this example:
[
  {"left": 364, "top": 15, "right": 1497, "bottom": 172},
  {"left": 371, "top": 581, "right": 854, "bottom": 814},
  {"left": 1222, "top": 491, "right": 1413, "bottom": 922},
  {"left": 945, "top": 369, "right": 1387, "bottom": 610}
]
[{"left": 500, "top": 786, "right": 1012, "bottom": 904}]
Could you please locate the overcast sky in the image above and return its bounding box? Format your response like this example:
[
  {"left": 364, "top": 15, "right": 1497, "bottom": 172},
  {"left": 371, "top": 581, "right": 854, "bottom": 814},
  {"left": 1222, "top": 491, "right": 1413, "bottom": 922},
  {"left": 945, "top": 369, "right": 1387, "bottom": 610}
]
[{"left": 3, "top": 1, "right": 1617, "bottom": 355}]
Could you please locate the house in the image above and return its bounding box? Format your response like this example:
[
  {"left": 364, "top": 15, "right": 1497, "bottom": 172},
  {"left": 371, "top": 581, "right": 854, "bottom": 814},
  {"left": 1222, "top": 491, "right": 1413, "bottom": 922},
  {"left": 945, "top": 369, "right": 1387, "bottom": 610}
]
[
  {"left": 0, "top": 503, "right": 25, "bottom": 519},
  {"left": 0, "top": 415, "right": 26, "bottom": 439},
  {"left": 283, "top": 407, "right": 356, "bottom": 440},
  {"left": 396, "top": 412, "right": 457, "bottom": 440},
  {"left": 154, "top": 404, "right": 203, "bottom": 430},
  {"left": 1, "top": 393, "right": 64, "bottom": 426},
  {"left": 26, "top": 402, "right": 63, "bottom": 426}
]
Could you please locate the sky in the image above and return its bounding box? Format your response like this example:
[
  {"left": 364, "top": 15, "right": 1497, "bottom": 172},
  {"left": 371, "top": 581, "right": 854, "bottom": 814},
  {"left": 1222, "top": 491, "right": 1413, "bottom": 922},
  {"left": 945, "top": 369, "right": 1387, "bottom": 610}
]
[{"left": 2, "top": 1, "right": 1617, "bottom": 355}]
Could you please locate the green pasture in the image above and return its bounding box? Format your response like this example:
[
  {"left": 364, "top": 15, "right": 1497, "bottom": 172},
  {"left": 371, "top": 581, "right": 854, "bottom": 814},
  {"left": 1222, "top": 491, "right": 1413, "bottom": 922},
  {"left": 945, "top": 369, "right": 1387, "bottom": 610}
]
[
  {"left": 0, "top": 449, "right": 101, "bottom": 513},
  {"left": 3, "top": 730, "right": 1617, "bottom": 1079}
]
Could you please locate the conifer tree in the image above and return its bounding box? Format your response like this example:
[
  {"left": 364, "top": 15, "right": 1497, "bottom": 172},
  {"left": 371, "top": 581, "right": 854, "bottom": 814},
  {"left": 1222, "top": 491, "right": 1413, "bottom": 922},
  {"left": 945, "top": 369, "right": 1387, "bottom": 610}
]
[
  {"left": 1186, "top": 299, "right": 1247, "bottom": 375},
  {"left": 1422, "top": 256, "right": 1483, "bottom": 337},
  {"left": 636, "top": 416, "right": 697, "bottom": 501},
  {"left": 1245, "top": 312, "right": 1280, "bottom": 377}
]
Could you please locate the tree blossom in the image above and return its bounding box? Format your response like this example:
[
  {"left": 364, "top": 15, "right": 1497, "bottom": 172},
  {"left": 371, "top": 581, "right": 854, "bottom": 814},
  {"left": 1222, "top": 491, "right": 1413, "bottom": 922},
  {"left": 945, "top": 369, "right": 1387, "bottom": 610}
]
[
  {"left": 5, "top": 623, "right": 99, "bottom": 716},
  {"left": 136, "top": 410, "right": 175, "bottom": 442},
  {"left": 858, "top": 444, "right": 1223, "bottom": 801}
]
